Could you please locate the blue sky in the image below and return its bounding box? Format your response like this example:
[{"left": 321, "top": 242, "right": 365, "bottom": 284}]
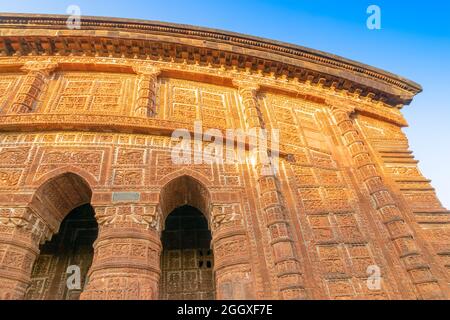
[{"left": 1, "top": 1, "right": 449, "bottom": 208}]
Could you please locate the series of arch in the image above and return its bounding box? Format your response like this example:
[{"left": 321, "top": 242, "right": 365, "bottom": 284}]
[{"left": 20, "top": 169, "right": 226, "bottom": 300}]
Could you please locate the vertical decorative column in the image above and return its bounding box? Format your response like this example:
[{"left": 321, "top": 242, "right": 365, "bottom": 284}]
[
  {"left": 9, "top": 61, "right": 57, "bottom": 114},
  {"left": 329, "top": 104, "right": 446, "bottom": 300},
  {"left": 210, "top": 203, "right": 256, "bottom": 300},
  {"left": 133, "top": 65, "right": 161, "bottom": 117},
  {"left": 234, "top": 80, "right": 307, "bottom": 300},
  {"left": 81, "top": 204, "right": 162, "bottom": 300},
  {"left": 0, "top": 207, "right": 51, "bottom": 300}
]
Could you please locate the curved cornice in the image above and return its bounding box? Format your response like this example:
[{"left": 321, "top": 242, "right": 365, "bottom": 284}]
[{"left": 0, "top": 13, "right": 421, "bottom": 107}]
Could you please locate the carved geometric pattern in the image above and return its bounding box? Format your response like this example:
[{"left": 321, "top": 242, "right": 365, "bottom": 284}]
[
  {"left": 50, "top": 73, "right": 131, "bottom": 115},
  {"left": 0, "top": 76, "right": 19, "bottom": 111},
  {"left": 33, "top": 148, "right": 104, "bottom": 182},
  {"left": 162, "top": 79, "right": 232, "bottom": 129}
]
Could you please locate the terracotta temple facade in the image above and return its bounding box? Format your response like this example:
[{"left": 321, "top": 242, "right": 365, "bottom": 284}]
[{"left": 0, "top": 14, "right": 448, "bottom": 300}]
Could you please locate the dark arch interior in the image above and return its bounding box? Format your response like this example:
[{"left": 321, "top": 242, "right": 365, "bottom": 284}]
[
  {"left": 160, "top": 205, "right": 215, "bottom": 300},
  {"left": 26, "top": 204, "right": 98, "bottom": 300}
]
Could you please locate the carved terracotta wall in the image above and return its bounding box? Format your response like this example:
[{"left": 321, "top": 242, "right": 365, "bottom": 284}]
[{"left": 0, "top": 14, "right": 448, "bottom": 300}]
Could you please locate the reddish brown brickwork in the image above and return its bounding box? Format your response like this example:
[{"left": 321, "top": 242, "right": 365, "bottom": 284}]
[{"left": 0, "top": 14, "right": 448, "bottom": 300}]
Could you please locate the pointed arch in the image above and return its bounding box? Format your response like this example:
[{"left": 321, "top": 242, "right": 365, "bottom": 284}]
[
  {"left": 25, "top": 171, "right": 98, "bottom": 300},
  {"left": 32, "top": 165, "right": 98, "bottom": 188},
  {"left": 158, "top": 168, "right": 213, "bottom": 189},
  {"left": 159, "top": 174, "right": 212, "bottom": 226},
  {"left": 159, "top": 175, "right": 215, "bottom": 300},
  {"left": 29, "top": 171, "right": 93, "bottom": 234}
]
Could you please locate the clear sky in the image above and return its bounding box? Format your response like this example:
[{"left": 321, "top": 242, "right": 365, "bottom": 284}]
[{"left": 1, "top": 0, "right": 449, "bottom": 208}]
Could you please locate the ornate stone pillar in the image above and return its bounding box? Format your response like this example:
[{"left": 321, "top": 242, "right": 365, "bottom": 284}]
[
  {"left": 328, "top": 104, "right": 446, "bottom": 300},
  {"left": 234, "top": 80, "right": 307, "bottom": 300},
  {"left": 133, "top": 65, "right": 161, "bottom": 117},
  {"left": 0, "top": 207, "right": 51, "bottom": 300},
  {"left": 9, "top": 61, "right": 57, "bottom": 114},
  {"left": 81, "top": 204, "right": 162, "bottom": 300},
  {"left": 237, "top": 82, "right": 264, "bottom": 129},
  {"left": 210, "top": 203, "right": 255, "bottom": 300}
]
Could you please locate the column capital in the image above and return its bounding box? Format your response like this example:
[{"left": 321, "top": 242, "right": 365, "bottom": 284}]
[
  {"left": 21, "top": 61, "right": 58, "bottom": 75},
  {"left": 94, "top": 203, "right": 161, "bottom": 232},
  {"left": 132, "top": 64, "right": 161, "bottom": 77},
  {"left": 0, "top": 207, "right": 52, "bottom": 244},
  {"left": 232, "top": 79, "right": 260, "bottom": 93},
  {"left": 234, "top": 80, "right": 264, "bottom": 129},
  {"left": 324, "top": 99, "right": 356, "bottom": 115}
]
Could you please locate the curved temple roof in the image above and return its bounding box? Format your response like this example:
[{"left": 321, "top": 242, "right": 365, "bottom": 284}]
[{"left": 0, "top": 13, "right": 422, "bottom": 106}]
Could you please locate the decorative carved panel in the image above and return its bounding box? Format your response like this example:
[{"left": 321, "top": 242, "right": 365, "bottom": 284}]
[{"left": 47, "top": 72, "right": 133, "bottom": 115}]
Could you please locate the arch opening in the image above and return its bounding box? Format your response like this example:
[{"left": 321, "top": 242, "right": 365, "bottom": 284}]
[
  {"left": 160, "top": 205, "right": 214, "bottom": 300},
  {"left": 159, "top": 175, "right": 215, "bottom": 300},
  {"left": 26, "top": 173, "right": 98, "bottom": 300},
  {"left": 29, "top": 172, "right": 93, "bottom": 233}
]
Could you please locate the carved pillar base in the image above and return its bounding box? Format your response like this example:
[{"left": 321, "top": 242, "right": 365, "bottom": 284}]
[
  {"left": 213, "top": 233, "right": 255, "bottom": 300},
  {"left": 215, "top": 264, "right": 254, "bottom": 300},
  {"left": 0, "top": 228, "right": 38, "bottom": 299},
  {"left": 211, "top": 203, "right": 256, "bottom": 300},
  {"left": 0, "top": 207, "right": 48, "bottom": 300},
  {"left": 81, "top": 204, "right": 161, "bottom": 300}
]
